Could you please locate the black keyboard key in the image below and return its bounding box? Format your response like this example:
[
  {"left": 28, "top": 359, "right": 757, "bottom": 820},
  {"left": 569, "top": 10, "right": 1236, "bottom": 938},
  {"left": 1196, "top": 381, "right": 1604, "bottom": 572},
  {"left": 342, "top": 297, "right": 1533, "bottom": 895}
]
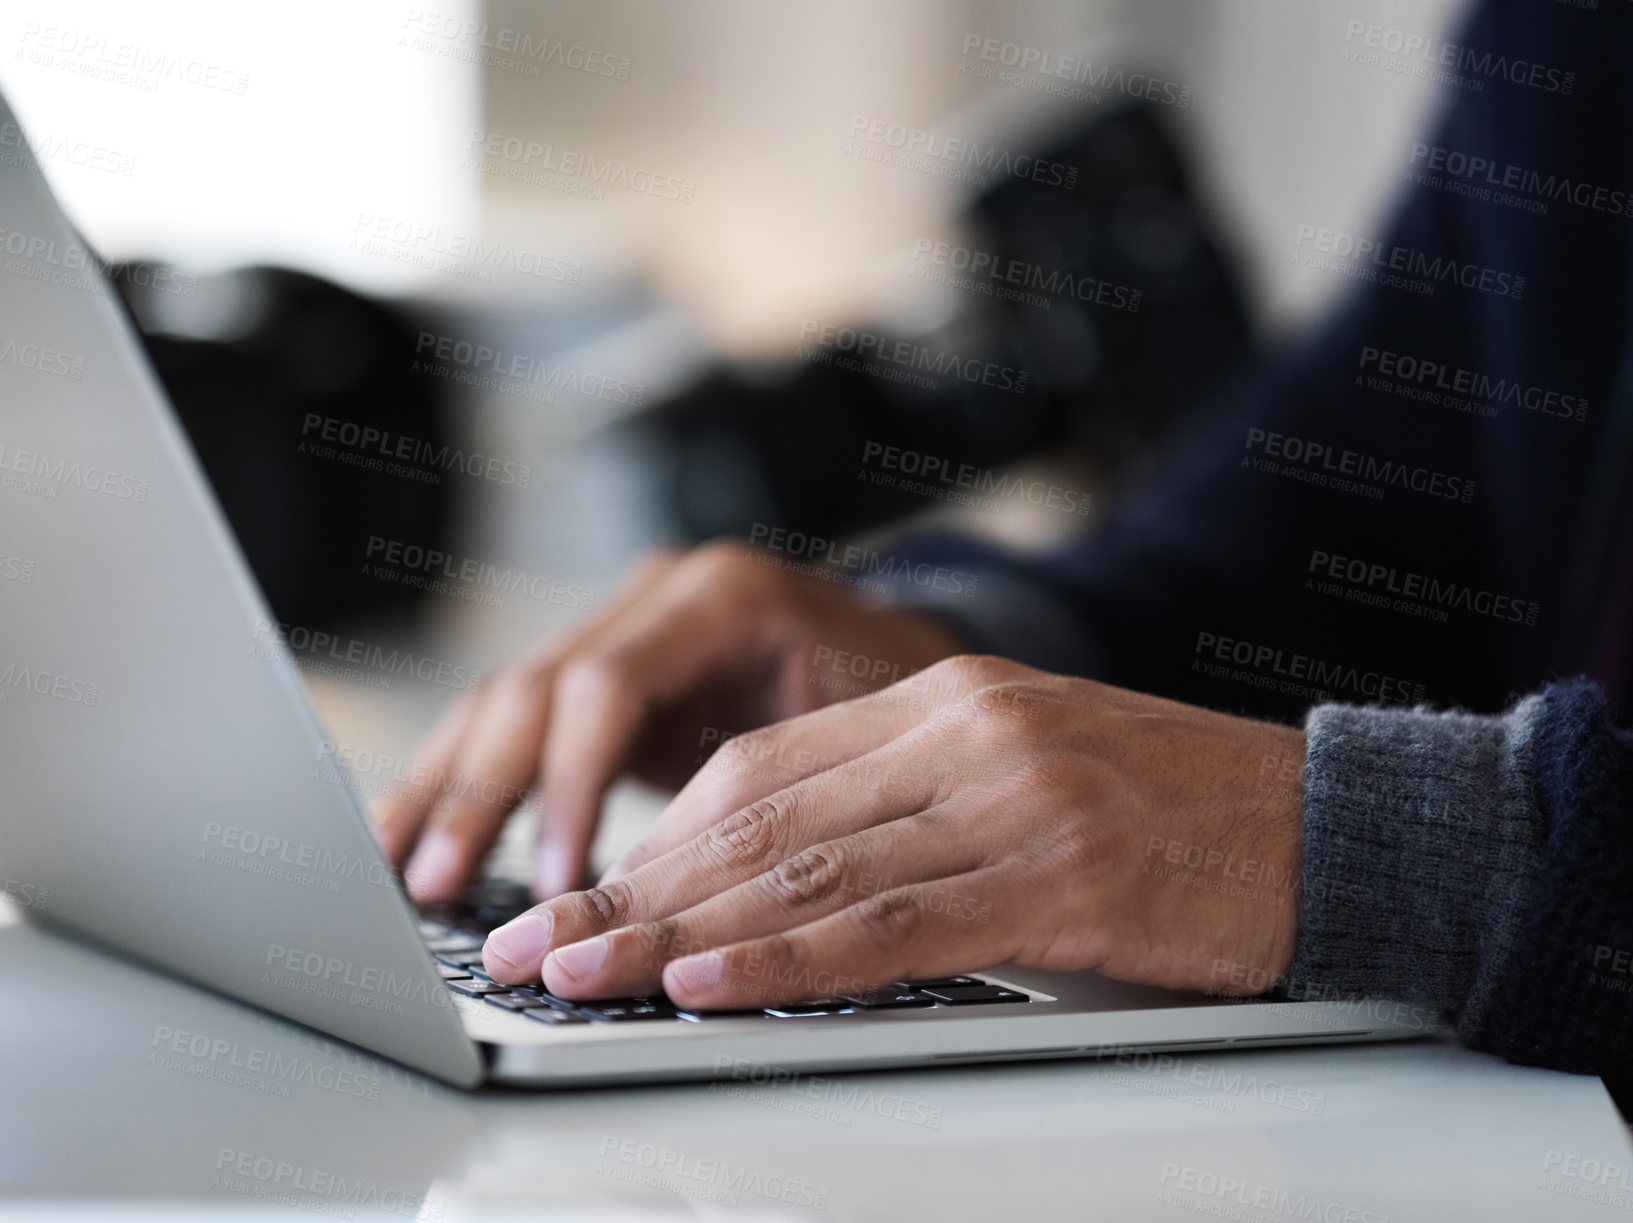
[
  {"left": 447, "top": 978, "right": 510, "bottom": 997},
  {"left": 674, "top": 1007, "right": 768, "bottom": 1021},
  {"left": 436, "top": 964, "right": 474, "bottom": 980},
  {"left": 842, "top": 989, "right": 936, "bottom": 1010},
  {"left": 524, "top": 1007, "right": 591, "bottom": 1026},
  {"left": 580, "top": 997, "right": 680, "bottom": 1022},
  {"left": 918, "top": 984, "right": 1028, "bottom": 1005},
  {"left": 586, "top": 1006, "right": 671, "bottom": 1021},
  {"left": 485, "top": 992, "right": 548, "bottom": 1011},
  {"left": 436, "top": 954, "right": 488, "bottom": 969},
  {"left": 893, "top": 977, "right": 982, "bottom": 990},
  {"left": 764, "top": 999, "right": 851, "bottom": 1016}
]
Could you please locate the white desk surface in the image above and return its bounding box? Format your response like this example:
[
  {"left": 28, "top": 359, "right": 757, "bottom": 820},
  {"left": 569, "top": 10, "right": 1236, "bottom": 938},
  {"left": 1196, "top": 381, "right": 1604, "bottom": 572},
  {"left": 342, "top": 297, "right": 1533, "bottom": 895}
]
[
  {"left": 6, "top": 671, "right": 1632, "bottom": 1222},
  {"left": 1, "top": 904, "right": 1631, "bottom": 1223}
]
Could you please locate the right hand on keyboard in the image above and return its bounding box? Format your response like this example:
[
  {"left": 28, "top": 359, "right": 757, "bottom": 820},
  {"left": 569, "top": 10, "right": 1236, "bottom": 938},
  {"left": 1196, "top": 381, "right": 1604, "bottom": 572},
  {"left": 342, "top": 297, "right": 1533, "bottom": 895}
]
[{"left": 375, "top": 542, "right": 966, "bottom": 904}]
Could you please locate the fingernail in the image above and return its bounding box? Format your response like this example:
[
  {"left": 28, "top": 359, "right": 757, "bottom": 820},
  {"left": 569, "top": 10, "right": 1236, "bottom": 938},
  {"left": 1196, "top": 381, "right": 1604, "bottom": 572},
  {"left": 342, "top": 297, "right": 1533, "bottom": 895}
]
[
  {"left": 548, "top": 935, "right": 610, "bottom": 981},
  {"left": 669, "top": 951, "right": 723, "bottom": 992},
  {"left": 485, "top": 910, "right": 554, "bottom": 974},
  {"left": 405, "top": 830, "right": 460, "bottom": 898}
]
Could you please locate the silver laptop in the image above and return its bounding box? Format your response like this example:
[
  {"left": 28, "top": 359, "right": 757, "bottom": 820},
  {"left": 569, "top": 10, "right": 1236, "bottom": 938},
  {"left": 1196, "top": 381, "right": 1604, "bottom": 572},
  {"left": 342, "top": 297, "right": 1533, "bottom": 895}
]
[{"left": 0, "top": 88, "right": 1428, "bottom": 1089}]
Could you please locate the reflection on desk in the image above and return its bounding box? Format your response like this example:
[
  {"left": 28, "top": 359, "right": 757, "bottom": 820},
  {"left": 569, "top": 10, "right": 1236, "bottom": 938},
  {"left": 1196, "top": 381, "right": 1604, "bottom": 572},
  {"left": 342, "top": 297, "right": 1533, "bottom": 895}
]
[{"left": 0, "top": 912, "right": 1630, "bottom": 1221}]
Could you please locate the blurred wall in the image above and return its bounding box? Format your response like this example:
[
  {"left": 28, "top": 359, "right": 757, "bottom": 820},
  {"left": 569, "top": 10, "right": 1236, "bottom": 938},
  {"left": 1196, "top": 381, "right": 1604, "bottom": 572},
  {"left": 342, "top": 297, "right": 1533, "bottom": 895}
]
[{"left": 479, "top": 0, "right": 1470, "bottom": 351}]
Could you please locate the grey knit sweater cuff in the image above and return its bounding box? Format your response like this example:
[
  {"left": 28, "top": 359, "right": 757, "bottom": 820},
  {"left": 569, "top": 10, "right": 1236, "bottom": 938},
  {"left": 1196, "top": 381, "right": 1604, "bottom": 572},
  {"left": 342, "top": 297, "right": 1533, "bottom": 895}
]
[{"left": 1286, "top": 698, "right": 1548, "bottom": 1037}]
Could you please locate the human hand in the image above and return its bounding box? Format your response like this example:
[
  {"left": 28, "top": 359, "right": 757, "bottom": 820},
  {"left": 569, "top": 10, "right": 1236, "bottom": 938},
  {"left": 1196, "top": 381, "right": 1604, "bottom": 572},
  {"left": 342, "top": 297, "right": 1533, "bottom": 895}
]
[
  {"left": 376, "top": 543, "right": 967, "bottom": 901},
  {"left": 479, "top": 655, "right": 1307, "bottom": 1008}
]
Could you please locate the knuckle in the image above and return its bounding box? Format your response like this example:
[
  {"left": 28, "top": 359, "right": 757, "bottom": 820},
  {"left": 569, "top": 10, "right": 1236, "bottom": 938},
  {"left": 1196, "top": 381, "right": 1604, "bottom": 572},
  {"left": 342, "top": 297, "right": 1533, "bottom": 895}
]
[
  {"left": 704, "top": 796, "right": 792, "bottom": 871},
  {"left": 850, "top": 889, "right": 927, "bottom": 951},
  {"left": 707, "top": 727, "right": 813, "bottom": 785},
  {"left": 632, "top": 916, "right": 691, "bottom": 960},
  {"left": 573, "top": 882, "right": 632, "bottom": 928},
  {"left": 968, "top": 681, "right": 1039, "bottom": 722},
  {"left": 927, "top": 682, "right": 1045, "bottom": 742},
  {"left": 480, "top": 661, "right": 544, "bottom": 705},
  {"left": 909, "top": 654, "right": 1021, "bottom": 709},
  {"left": 738, "top": 931, "right": 799, "bottom": 989},
  {"left": 925, "top": 653, "right": 1012, "bottom": 686},
  {"left": 554, "top": 653, "right": 626, "bottom": 703},
  {"left": 715, "top": 726, "right": 776, "bottom": 770},
  {"left": 763, "top": 843, "right": 847, "bottom": 909}
]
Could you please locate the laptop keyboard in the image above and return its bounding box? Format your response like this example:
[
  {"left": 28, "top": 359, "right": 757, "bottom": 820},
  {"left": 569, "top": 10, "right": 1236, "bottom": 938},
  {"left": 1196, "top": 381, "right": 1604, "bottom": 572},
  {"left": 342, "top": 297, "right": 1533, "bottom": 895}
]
[{"left": 417, "top": 881, "right": 1029, "bottom": 1025}]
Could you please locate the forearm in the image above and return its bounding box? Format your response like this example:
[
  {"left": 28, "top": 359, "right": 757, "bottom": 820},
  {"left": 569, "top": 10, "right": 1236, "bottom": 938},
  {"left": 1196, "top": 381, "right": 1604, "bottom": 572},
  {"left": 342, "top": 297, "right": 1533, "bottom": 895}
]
[{"left": 1288, "top": 680, "right": 1633, "bottom": 1074}]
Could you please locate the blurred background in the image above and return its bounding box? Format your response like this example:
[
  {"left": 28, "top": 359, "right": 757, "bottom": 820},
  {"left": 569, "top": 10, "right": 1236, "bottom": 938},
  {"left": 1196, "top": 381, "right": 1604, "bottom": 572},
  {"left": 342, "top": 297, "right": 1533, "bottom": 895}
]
[{"left": 0, "top": 0, "right": 1468, "bottom": 859}]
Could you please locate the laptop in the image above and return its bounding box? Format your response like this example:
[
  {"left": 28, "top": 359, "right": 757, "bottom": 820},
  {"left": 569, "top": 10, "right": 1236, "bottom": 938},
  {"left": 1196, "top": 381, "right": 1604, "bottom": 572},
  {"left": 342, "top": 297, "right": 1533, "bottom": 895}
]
[{"left": 0, "top": 87, "right": 1429, "bottom": 1089}]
